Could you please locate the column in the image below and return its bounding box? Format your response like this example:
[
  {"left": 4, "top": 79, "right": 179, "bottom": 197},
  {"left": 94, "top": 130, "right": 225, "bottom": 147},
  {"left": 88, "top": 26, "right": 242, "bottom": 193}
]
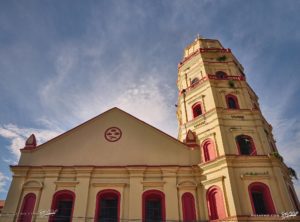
[
  {"left": 72, "top": 167, "right": 93, "bottom": 219},
  {"left": 127, "top": 167, "right": 145, "bottom": 220},
  {"left": 163, "top": 167, "right": 179, "bottom": 220}
]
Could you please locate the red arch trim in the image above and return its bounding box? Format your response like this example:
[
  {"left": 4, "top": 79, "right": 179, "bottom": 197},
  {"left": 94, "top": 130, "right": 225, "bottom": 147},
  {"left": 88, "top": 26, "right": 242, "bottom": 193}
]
[
  {"left": 192, "top": 102, "right": 203, "bottom": 118},
  {"left": 182, "top": 192, "right": 196, "bottom": 221},
  {"left": 49, "top": 190, "right": 75, "bottom": 222},
  {"left": 142, "top": 190, "right": 166, "bottom": 222},
  {"left": 18, "top": 193, "right": 36, "bottom": 222},
  {"left": 206, "top": 186, "right": 226, "bottom": 220},
  {"left": 94, "top": 189, "right": 121, "bottom": 222},
  {"left": 201, "top": 139, "right": 216, "bottom": 162},
  {"left": 248, "top": 182, "right": 276, "bottom": 214},
  {"left": 225, "top": 94, "right": 240, "bottom": 109}
]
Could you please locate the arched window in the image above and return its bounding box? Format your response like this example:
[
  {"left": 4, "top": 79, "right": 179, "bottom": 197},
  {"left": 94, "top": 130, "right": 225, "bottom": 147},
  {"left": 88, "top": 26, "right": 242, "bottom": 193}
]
[
  {"left": 18, "top": 193, "right": 36, "bottom": 222},
  {"left": 235, "top": 135, "right": 256, "bottom": 155},
  {"left": 288, "top": 186, "right": 300, "bottom": 211},
  {"left": 142, "top": 190, "right": 165, "bottom": 222},
  {"left": 182, "top": 192, "right": 196, "bottom": 222},
  {"left": 226, "top": 94, "right": 239, "bottom": 109},
  {"left": 95, "top": 189, "right": 120, "bottom": 222},
  {"left": 206, "top": 186, "right": 226, "bottom": 220},
  {"left": 50, "top": 190, "right": 75, "bottom": 222},
  {"left": 202, "top": 139, "right": 216, "bottom": 162},
  {"left": 192, "top": 103, "right": 203, "bottom": 118},
  {"left": 215, "top": 71, "right": 227, "bottom": 79},
  {"left": 248, "top": 182, "right": 276, "bottom": 215},
  {"left": 191, "top": 78, "right": 199, "bottom": 87}
]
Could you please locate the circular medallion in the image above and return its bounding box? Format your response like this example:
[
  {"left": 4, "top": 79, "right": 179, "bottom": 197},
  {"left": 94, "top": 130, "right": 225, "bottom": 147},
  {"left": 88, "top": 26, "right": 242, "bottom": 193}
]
[{"left": 104, "top": 127, "right": 122, "bottom": 142}]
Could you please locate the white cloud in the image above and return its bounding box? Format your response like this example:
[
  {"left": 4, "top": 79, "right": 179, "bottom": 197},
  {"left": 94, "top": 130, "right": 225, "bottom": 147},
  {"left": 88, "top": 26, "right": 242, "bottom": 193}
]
[
  {"left": 0, "top": 124, "right": 62, "bottom": 159},
  {"left": 0, "top": 172, "right": 9, "bottom": 193},
  {"left": 116, "top": 76, "right": 177, "bottom": 135},
  {"left": 37, "top": 41, "right": 178, "bottom": 137}
]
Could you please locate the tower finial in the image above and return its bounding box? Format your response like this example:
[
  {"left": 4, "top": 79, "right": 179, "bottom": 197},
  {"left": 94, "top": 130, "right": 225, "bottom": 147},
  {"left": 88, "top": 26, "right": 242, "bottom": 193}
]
[{"left": 24, "top": 134, "right": 37, "bottom": 149}]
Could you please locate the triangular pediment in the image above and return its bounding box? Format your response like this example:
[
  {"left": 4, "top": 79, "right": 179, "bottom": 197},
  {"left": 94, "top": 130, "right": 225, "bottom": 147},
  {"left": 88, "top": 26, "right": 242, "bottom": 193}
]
[{"left": 19, "top": 108, "right": 200, "bottom": 166}]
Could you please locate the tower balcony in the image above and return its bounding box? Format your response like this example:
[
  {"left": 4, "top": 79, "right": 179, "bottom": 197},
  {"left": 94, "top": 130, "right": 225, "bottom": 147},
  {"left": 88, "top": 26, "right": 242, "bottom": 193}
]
[{"left": 178, "top": 74, "right": 245, "bottom": 96}]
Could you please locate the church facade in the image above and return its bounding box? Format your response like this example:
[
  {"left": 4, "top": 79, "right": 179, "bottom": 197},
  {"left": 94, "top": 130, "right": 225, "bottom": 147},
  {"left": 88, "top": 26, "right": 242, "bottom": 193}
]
[{"left": 1, "top": 37, "right": 299, "bottom": 222}]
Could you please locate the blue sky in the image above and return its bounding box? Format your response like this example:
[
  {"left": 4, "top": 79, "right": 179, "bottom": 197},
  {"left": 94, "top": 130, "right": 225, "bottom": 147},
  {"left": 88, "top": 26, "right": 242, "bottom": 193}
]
[{"left": 0, "top": 0, "right": 300, "bottom": 200}]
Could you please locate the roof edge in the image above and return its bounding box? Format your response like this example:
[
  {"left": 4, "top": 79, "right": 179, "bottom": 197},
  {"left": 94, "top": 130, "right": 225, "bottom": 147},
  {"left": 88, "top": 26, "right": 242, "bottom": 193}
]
[{"left": 22, "top": 107, "right": 189, "bottom": 151}]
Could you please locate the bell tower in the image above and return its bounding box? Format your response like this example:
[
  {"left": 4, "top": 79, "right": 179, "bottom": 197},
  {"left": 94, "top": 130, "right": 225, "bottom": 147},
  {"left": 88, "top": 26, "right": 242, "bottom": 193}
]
[{"left": 176, "top": 36, "right": 300, "bottom": 221}]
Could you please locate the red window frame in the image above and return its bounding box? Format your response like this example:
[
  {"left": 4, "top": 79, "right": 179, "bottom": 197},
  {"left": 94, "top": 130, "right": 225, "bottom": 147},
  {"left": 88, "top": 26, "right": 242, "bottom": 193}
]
[
  {"left": 18, "top": 193, "right": 36, "bottom": 222},
  {"left": 142, "top": 190, "right": 165, "bottom": 222},
  {"left": 49, "top": 190, "right": 75, "bottom": 222},
  {"left": 182, "top": 192, "right": 196, "bottom": 222},
  {"left": 201, "top": 139, "right": 216, "bottom": 162},
  {"left": 94, "top": 189, "right": 121, "bottom": 222},
  {"left": 248, "top": 182, "right": 276, "bottom": 215},
  {"left": 192, "top": 103, "right": 203, "bottom": 118},
  {"left": 225, "top": 94, "right": 240, "bottom": 109},
  {"left": 235, "top": 135, "right": 257, "bottom": 155},
  {"left": 206, "top": 186, "right": 226, "bottom": 220}
]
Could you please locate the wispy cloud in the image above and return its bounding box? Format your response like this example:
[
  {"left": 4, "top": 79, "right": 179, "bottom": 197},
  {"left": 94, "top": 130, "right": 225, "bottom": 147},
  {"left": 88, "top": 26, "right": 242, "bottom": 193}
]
[
  {"left": 0, "top": 171, "right": 9, "bottom": 193},
  {"left": 37, "top": 39, "right": 178, "bottom": 136},
  {"left": 0, "top": 124, "right": 62, "bottom": 159}
]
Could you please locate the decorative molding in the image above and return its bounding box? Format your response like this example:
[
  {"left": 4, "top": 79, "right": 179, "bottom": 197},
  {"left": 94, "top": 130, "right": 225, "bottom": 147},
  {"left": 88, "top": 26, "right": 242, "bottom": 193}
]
[
  {"left": 55, "top": 180, "right": 79, "bottom": 187},
  {"left": 202, "top": 175, "right": 225, "bottom": 186},
  {"left": 229, "top": 128, "right": 254, "bottom": 133},
  {"left": 177, "top": 181, "right": 197, "bottom": 190},
  {"left": 23, "top": 180, "right": 43, "bottom": 190},
  {"left": 141, "top": 181, "right": 166, "bottom": 189},
  {"left": 198, "top": 132, "right": 216, "bottom": 142},
  {"left": 240, "top": 172, "right": 270, "bottom": 180},
  {"left": 92, "top": 182, "right": 127, "bottom": 188}
]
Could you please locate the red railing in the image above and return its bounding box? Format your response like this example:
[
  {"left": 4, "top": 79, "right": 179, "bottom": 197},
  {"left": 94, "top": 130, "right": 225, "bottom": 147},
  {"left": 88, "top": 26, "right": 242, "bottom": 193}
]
[
  {"left": 178, "top": 48, "right": 232, "bottom": 69},
  {"left": 179, "top": 74, "right": 245, "bottom": 95}
]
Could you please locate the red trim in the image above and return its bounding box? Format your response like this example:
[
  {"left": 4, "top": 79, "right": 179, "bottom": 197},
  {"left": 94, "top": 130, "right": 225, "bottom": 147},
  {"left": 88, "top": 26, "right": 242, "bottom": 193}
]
[
  {"left": 49, "top": 190, "right": 75, "bottom": 222},
  {"left": 226, "top": 94, "right": 240, "bottom": 109},
  {"left": 18, "top": 193, "right": 36, "bottom": 222},
  {"left": 104, "top": 127, "right": 122, "bottom": 142},
  {"left": 94, "top": 189, "right": 121, "bottom": 222},
  {"left": 179, "top": 74, "right": 245, "bottom": 96},
  {"left": 182, "top": 192, "right": 196, "bottom": 222},
  {"left": 235, "top": 135, "right": 257, "bottom": 155},
  {"left": 204, "top": 60, "right": 236, "bottom": 64},
  {"left": 11, "top": 164, "right": 200, "bottom": 169},
  {"left": 201, "top": 139, "right": 216, "bottom": 162},
  {"left": 215, "top": 71, "right": 228, "bottom": 79},
  {"left": 142, "top": 190, "right": 165, "bottom": 222},
  {"left": 208, "top": 74, "right": 245, "bottom": 81},
  {"left": 178, "top": 48, "right": 231, "bottom": 69},
  {"left": 185, "top": 130, "right": 196, "bottom": 143},
  {"left": 179, "top": 77, "right": 208, "bottom": 95},
  {"left": 200, "top": 48, "right": 231, "bottom": 53},
  {"left": 248, "top": 182, "right": 276, "bottom": 214},
  {"left": 206, "top": 186, "right": 226, "bottom": 220},
  {"left": 192, "top": 102, "right": 203, "bottom": 118}
]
